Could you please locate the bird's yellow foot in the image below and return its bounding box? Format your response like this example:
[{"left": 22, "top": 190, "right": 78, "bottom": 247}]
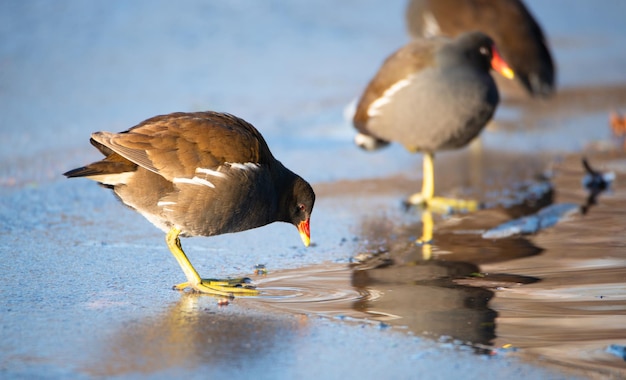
[
  {"left": 173, "top": 277, "right": 259, "bottom": 296},
  {"left": 166, "top": 228, "right": 259, "bottom": 297},
  {"left": 405, "top": 193, "right": 480, "bottom": 214}
]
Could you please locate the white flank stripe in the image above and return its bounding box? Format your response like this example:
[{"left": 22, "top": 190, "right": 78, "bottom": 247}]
[
  {"left": 157, "top": 201, "right": 176, "bottom": 206},
  {"left": 228, "top": 162, "right": 260, "bottom": 171},
  {"left": 368, "top": 74, "right": 416, "bottom": 117},
  {"left": 173, "top": 176, "right": 215, "bottom": 188},
  {"left": 195, "top": 167, "right": 227, "bottom": 178}
]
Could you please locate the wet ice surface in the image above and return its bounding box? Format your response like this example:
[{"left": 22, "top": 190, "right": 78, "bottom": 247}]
[
  {"left": 251, "top": 152, "right": 626, "bottom": 376},
  {"left": 482, "top": 203, "right": 580, "bottom": 239},
  {"left": 2, "top": 0, "right": 626, "bottom": 379}
]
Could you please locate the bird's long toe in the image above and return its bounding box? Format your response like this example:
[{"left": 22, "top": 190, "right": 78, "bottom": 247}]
[
  {"left": 405, "top": 193, "right": 480, "bottom": 214},
  {"left": 428, "top": 196, "right": 480, "bottom": 214},
  {"left": 173, "top": 278, "right": 258, "bottom": 296}
]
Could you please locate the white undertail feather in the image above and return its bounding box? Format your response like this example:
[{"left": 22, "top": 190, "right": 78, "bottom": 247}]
[
  {"left": 355, "top": 133, "right": 387, "bottom": 151},
  {"left": 422, "top": 11, "right": 441, "bottom": 37},
  {"left": 88, "top": 172, "right": 134, "bottom": 186}
]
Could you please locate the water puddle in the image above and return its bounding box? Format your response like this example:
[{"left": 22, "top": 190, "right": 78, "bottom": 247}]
[
  {"left": 252, "top": 266, "right": 376, "bottom": 316},
  {"left": 246, "top": 151, "right": 626, "bottom": 376}
]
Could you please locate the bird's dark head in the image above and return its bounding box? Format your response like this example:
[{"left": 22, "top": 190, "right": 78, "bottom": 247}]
[
  {"left": 272, "top": 159, "right": 315, "bottom": 246},
  {"left": 288, "top": 177, "right": 315, "bottom": 247},
  {"left": 450, "top": 31, "right": 515, "bottom": 80}
]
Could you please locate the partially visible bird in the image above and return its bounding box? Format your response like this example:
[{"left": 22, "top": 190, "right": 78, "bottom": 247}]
[
  {"left": 353, "top": 31, "right": 514, "bottom": 213},
  {"left": 65, "top": 111, "right": 315, "bottom": 296},
  {"left": 610, "top": 111, "right": 626, "bottom": 149},
  {"left": 406, "top": 0, "right": 555, "bottom": 97}
]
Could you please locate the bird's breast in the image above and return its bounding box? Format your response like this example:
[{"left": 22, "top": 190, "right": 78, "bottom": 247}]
[{"left": 365, "top": 68, "right": 497, "bottom": 152}]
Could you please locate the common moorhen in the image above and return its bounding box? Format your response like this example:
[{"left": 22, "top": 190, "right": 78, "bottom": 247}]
[
  {"left": 65, "top": 111, "right": 315, "bottom": 296},
  {"left": 406, "top": 0, "right": 555, "bottom": 97},
  {"left": 353, "top": 31, "right": 514, "bottom": 213}
]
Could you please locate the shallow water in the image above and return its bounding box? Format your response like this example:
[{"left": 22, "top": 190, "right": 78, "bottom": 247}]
[
  {"left": 2, "top": 1, "right": 626, "bottom": 379},
  {"left": 247, "top": 151, "right": 626, "bottom": 376}
]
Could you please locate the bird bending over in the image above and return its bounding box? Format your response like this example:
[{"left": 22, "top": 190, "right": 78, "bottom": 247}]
[
  {"left": 65, "top": 111, "right": 315, "bottom": 296},
  {"left": 353, "top": 32, "right": 514, "bottom": 214}
]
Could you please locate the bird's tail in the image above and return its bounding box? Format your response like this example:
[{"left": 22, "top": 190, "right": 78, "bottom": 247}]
[{"left": 354, "top": 133, "right": 390, "bottom": 151}]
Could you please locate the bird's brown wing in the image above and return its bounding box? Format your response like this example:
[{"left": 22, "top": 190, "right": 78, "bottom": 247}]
[
  {"left": 353, "top": 39, "right": 440, "bottom": 135},
  {"left": 91, "top": 111, "right": 272, "bottom": 181}
]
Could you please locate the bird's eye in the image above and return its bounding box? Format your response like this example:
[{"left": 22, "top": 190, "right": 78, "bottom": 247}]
[
  {"left": 298, "top": 204, "right": 306, "bottom": 213},
  {"left": 479, "top": 46, "right": 490, "bottom": 56}
]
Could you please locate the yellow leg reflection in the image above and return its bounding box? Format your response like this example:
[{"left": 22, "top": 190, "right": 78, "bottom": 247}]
[
  {"left": 406, "top": 152, "right": 480, "bottom": 214},
  {"left": 166, "top": 227, "right": 258, "bottom": 296},
  {"left": 416, "top": 210, "right": 434, "bottom": 261}
]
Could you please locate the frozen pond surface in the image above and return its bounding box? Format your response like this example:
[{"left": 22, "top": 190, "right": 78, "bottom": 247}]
[{"left": 2, "top": 1, "right": 626, "bottom": 379}]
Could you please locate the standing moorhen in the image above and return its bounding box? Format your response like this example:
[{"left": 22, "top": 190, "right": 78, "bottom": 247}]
[
  {"left": 65, "top": 111, "right": 315, "bottom": 296},
  {"left": 353, "top": 31, "right": 514, "bottom": 213},
  {"left": 406, "top": 0, "right": 555, "bottom": 97}
]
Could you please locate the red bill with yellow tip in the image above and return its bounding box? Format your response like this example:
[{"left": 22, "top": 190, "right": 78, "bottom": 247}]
[
  {"left": 490, "top": 45, "right": 515, "bottom": 79},
  {"left": 298, "top": 219, "right": 311, "bottom": 247}
]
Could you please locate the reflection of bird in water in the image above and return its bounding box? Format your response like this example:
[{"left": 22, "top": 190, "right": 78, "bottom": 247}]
[
  {"left": 581, "top": 157, "right": 614, "bottom": 215},
  {"left": 83, "top": 294, "right": 303, "bottom": 377},
  {"left": 351, "top": 255, "right": 497, "bottom": 347},
  {"left": 351, "top": 210, "right": 541, "bottom": 348},
  {"left": 64, "top": 111, "right": 315, "bottom": 296},
  {"left": 406, "top": 0, "right": 556, "bottom": 98},
  {"left": 416, "top": 211, "right": 434, "bottom": 260},
  {"left": 353, "top": 32, "right": 514, "bottom": 214}
]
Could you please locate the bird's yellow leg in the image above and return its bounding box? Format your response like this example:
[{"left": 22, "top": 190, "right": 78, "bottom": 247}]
[
  {"left": 406, "top": 152, "right": 479, "bottom": 214},
  {"left": 165, "top": 227, "right": 258, "bottom": 296}
]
